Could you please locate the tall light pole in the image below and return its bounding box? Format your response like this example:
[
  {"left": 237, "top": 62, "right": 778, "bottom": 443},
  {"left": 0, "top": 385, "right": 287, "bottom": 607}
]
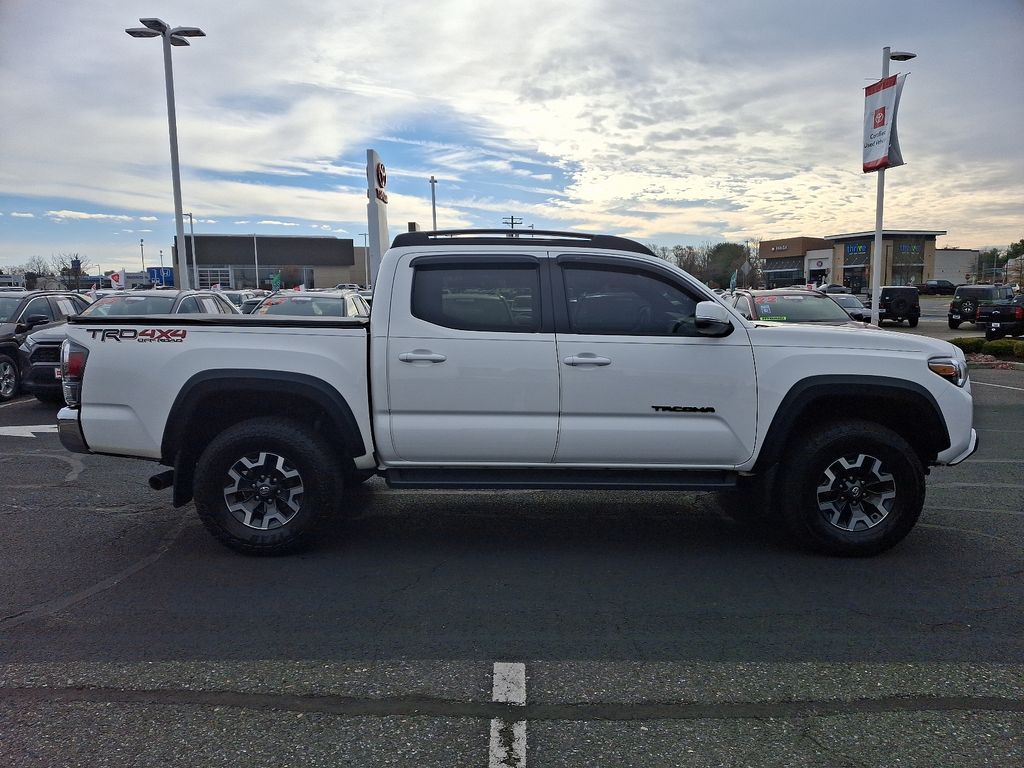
[
  {"left": 186, "top": 212, "right": 199, "bottom": 288},
  {"left": 869, "top": 46, "right": 917, "bottom": 326},
  {"left": 139, "top": 238, "right": 146, "bottom": 272},
  {"left": 429, "top": 176, "right": 438, "bottom": 231},
  {"left": 126, "top": 18, "right": 205, "bottom": 291}
]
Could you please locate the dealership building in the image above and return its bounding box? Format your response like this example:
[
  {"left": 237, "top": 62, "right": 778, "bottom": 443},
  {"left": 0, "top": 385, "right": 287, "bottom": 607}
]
[
  {"left": 172, "top": 234, "right": 369, "bottom": 290},
  {"left": 760, "top": 231, "right": 979, "bottom": 291}
]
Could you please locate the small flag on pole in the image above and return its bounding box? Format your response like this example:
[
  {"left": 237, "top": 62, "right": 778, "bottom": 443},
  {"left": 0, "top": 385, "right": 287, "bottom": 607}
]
[{"left": 729, "top": 270, "right": 737, "bottom": 291}]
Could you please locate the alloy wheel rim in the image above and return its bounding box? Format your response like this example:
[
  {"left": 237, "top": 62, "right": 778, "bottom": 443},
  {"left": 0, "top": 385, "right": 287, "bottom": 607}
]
[
  {"left": 815, "top": 453, "right": 896, "bottom": 532},
  {"left": 0, "top": 361, "right": 15, "bottom": 397},
  {"left": 222, "top": 451, "right": 304, "bottom": 530}
]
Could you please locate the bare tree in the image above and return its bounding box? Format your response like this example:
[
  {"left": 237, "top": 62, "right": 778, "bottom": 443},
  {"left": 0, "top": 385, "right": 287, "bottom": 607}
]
[{"left": 50, "top": 253, "right": 92, "bottom": 289}]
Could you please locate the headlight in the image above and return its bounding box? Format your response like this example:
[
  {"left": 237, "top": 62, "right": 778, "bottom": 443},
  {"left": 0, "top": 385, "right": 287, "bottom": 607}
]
[{"left": 928, "top": 357, "right": 968, "bottom": 387}]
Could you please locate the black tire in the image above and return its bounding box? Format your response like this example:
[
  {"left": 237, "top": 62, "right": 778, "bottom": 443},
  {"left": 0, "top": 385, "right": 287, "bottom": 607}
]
[
  {"left": 907, "top": 317, "right": 919, "bottom": 328},
  {"left": 346, "top": 469, "right": 376, "bottom": 486},
  {"left": 985, "top": 329, "right": 1004, "bottom": 342},
  {"left": 959, "top": 299, "right": 977, "bottom": 320},
  {"left": 948, "top": 319, "right": 961, "bottom": 330},
  {"left": 193, "top": 417, "right": 344, "bottom": 555},
  {"left": 0, "top": 354, "right": 20, "bottom": 402},
  {"left": 777, "top": 419, "right": 924, "bottom": 556}
]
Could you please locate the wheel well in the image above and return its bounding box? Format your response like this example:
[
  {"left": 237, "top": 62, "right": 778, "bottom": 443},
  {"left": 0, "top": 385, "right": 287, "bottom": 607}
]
[
  {"left": 162, "top": 372, "right": 366, "bottom": 506},
  {"left": 755, "top": 380, "right": 950, "bottom": 472}
]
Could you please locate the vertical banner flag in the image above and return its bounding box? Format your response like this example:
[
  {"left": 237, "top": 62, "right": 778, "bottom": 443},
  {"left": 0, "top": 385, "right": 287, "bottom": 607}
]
[
  {"left": 863, "top": 74, "right": 907, "bottom": 173},
  {"left": 109, "top": 269, "right": 127, "bottom": 290},
  {"left": 366, "top": 149, "right": 390, "bottom": 287}
]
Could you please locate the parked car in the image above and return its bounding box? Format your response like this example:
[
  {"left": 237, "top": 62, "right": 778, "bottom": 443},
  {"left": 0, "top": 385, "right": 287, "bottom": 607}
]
[
  {"left": 829, "top": 294, "right": 869, "bottom": 321},
  {"left": 59, "top": 228, "right": 976, "bottom": 558},
  {"left": 862, "top": 286, "right": 920, "bottom": 327},
  {"left": 357, "top": 289, "right": 374, "bottom": 307},
  {"left": 240, "top": 297, "right": 264, "bottom": 314},
  {"left": 334, "top": 283, "right": 361, "bottom": 290},
  {"left": 18, "top": 290, "right": 236, "bottom": 403},
  {"left": 975, "top": 293, "right": 1024, "bottom": 341},
  {"left": 0, "top": 290, "right": 91, "bottom": 401},
  {"left": 817, "top": 283, "right": 851, "bottom": 294},
  {"left": 252, "top": 289, "right": 369, "bottom": 318},
  {"left": 729, "top": 289, "right": 865, "bottom": 326},
  {"left": 916, "top": 279, "right": 958, "bottom": 295},
  {"left": 948, "top": 284, "right": 1015, "bottom": 329},
  {"left": 219, "top": 290, "right": 260, "bottom": 309}
]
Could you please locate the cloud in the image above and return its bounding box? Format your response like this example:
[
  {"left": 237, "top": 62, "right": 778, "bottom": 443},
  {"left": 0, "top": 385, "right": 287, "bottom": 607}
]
[
  {"left": 257, "top": 220, "right": 299, "bottom": 227},
  {"left": 46, "top": 210, "right": 134, "bottom": 222},
  {"left": 10, "top": 212, "right": 34, "bottom": 218},
  {"left": 138, "top": 216, "right": 159, "bottom": 222}
]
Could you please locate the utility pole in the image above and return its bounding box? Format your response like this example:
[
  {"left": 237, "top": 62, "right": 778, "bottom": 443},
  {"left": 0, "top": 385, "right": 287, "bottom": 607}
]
[
  {"left": 429, "top": 176, "right": 438, "bottom": 231},
  {"left": 502, "top": 215, "right": 523, "bottom": 237}
]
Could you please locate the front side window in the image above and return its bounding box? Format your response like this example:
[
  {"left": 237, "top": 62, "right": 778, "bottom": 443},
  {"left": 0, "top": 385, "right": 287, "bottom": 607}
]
[
  {"left": 21, "top": 297, "right": 55, "bottom": 322},
  {"left": 412, "top": 264, "right": 540, "bottom": 332},
  {"left": 562, "top": 265, "right": 701, "bottom": 336}
]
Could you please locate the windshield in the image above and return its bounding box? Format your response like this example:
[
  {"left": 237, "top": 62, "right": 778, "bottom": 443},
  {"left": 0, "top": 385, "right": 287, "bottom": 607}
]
[
  {"left": 754, "top": 294, "right": 853, "bottom": 322},
  {"left": 0, "top": 296, "right": 23, "bottom": 322},
  {"left": 81, "top": 296, "right": 177, "bottom": 316},
  {"left": 254, "top": 295, "right": 347, "bottom": 317},
  {"left": 222, "top": 293, "right": 245, "bottom": 306}
]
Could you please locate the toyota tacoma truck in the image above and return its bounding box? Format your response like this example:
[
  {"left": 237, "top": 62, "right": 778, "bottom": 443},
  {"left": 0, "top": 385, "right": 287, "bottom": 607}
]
[{"left": 57, "top": 230, "right": 977, "bottom": 557}]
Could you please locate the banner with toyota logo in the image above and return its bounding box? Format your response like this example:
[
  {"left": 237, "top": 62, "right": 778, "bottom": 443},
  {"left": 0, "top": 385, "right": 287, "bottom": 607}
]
[{"left": 863, "top": 74, "right": 907, "bottom": 173}]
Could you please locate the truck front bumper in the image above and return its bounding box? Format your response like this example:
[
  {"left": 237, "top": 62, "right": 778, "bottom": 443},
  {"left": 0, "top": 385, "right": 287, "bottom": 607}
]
[
  {"left": 942, "top": 428, "right": 978, "bottom": 466},
  {"left": 58, "top": 407, "right": 90, "bottom": 454}
]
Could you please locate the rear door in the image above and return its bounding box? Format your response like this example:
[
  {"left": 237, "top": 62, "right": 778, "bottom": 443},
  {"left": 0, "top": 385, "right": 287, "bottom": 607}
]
[
  {"left": 384, "top": 254, "right": 559, "bottom": 463},
  {"left": 552, "top": 256, "right": 757, "bottom": 467}
]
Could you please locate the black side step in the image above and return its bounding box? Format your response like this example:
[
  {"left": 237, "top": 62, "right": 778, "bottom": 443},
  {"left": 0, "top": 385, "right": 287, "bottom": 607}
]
[{"left": 383, "top": 467, "right": 736, "bottom": 491}]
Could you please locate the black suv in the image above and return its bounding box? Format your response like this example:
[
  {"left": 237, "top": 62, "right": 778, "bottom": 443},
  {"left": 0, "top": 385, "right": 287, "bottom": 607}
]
[
  {"left": 948, "top": 284, "right": 1015, "bottom": 329},
  {"left": 0, "top": 290, "right": 91, "bottom": 401},
  {"left": 864, "top": 286, "right": 920, "bottom": 327}
]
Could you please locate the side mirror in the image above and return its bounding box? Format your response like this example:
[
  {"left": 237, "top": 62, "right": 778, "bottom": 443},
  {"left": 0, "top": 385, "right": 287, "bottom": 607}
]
[
  {"left": 24, "top": 313, "right": 51, "bottom": 329},
  {"left": 694, "top": 301, "right": 733, "bottom": 337}
]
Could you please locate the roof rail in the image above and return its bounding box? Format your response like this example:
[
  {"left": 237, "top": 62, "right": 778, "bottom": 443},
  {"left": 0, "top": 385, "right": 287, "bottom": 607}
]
[{"left": 390, "top": 229, "right": 655, "bottom": 256}]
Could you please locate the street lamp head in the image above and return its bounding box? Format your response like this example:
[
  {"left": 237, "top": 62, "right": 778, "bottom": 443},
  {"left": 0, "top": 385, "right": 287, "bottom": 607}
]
[
  {"left": 126, "top": 27, "right": 161, "bottom": 38},
  {"left": 169, "top": 35, "right": 191, "bottom": 46},
  {"left": 171, "top": 27, "right": 205, "bottom": 37},
  {"left": 139, "top": 18, "right": 169, "bottom": 33},
  {"left": 889, "top": 51, "right": 917, "bottom": 61}
]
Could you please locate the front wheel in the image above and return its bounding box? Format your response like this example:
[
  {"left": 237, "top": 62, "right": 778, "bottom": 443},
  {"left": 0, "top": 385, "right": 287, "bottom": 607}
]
[
  {"left": 948, "top": 319, "right": 961, "bottom": 330},
  {"left": 193, "top": 417, "right": 343, "bottom": 555},
  {"left": 778, "top": 419, "right": 924, "bottom": 556},
  {"left": 0, "top": 354, "right": 20, "bottom": 402},
  {"left": 907, "top": 317, "right": 919, "bottom": 328}
]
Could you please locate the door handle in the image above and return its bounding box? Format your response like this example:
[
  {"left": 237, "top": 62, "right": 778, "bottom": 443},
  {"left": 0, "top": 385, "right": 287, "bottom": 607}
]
[
  {"left": 562, "top": 353, "right": 612, "bottom": 367},
  {"left": 398, "top": 350, "right": 447, "bottom": 363}
]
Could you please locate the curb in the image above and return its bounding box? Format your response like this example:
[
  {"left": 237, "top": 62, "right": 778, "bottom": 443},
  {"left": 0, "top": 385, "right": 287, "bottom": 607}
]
[{"left": 967, "top": 361, "right": 1024, "bottom": 371}]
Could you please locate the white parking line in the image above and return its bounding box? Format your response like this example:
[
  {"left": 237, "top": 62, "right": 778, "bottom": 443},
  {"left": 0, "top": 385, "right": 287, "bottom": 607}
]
[
  {"left": 972, "top": 381, "right": 1024, "bottom": 392},
  {"left": 489, "top": 662, "right": 526, "bottom": 768},
  {"left": 0, "top": 397, "right": 33, "bottom": 409}
]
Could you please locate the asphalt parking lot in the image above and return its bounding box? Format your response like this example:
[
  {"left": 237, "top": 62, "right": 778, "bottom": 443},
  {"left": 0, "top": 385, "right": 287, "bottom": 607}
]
[{"left": 1, "top": 364, "right": 1022, "bottom": 766}]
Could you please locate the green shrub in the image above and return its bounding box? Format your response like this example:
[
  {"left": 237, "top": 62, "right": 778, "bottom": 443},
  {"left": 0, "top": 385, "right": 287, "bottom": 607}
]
[
  {"left": 981, "top": 339, "right": 1017, "bottom": 357},
  {"left": 950, "top": 337, "right": 985, "bottom": 354},
  {"left": 1013, "top": 341, "right": 1024, "bottom": 359}
]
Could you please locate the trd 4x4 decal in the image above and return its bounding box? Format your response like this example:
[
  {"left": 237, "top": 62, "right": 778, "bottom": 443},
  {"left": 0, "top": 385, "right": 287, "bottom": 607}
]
[{"left": 87, "top": 328, "right": 187, "bottom": 343}]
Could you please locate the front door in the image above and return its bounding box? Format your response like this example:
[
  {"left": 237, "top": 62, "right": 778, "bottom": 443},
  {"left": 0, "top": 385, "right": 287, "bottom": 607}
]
[
  {"left": 384, "top": 254, "right": 559, "bottom": 464},
  {"left": 553, "top": 259, "right": 757, "bottom": 467}
]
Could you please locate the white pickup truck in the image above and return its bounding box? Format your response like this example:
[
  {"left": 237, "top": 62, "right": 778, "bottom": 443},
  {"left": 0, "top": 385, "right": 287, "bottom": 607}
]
[{"left": 58, "top": 230, "right": 977, "bottom": 557}]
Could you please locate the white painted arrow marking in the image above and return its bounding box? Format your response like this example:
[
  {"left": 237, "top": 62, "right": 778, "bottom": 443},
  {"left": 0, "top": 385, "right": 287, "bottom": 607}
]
[{"left": 0, "top": 425, "right": 59, "bottom": 438}]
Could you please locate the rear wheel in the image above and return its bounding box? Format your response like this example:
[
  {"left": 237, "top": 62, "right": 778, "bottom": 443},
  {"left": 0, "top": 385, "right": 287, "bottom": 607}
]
[
  {"left": 0, "top": 355, "right": 20, "bottom": 402},
  {"left": 34, "top": 390, "right": 66, "bottom": 404},
  {"left": 985, "top": 328, "right": 1004, "bottom": 341},
  {"left": 777, "top": 419, "right": 924, "bottom": 556},
  {"left": 907, "top": 317, "right": 919, "bottom": 328},
  {"left": 193, "top": 417, "right": 343, "bottom": 555},
  {"left": 948, "top": 319, "right": 961, "bottom": 330}
]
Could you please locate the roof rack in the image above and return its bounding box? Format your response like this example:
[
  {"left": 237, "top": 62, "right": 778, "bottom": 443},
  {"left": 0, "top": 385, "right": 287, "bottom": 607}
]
[{"left": 390, "top": 229, "right": 654, "bottom": 256}]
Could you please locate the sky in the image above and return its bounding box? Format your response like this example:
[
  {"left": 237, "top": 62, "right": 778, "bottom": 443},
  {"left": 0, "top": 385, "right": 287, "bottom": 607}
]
[{"left": 1, "top": 0, "right": 1022, "bottom": 273}]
